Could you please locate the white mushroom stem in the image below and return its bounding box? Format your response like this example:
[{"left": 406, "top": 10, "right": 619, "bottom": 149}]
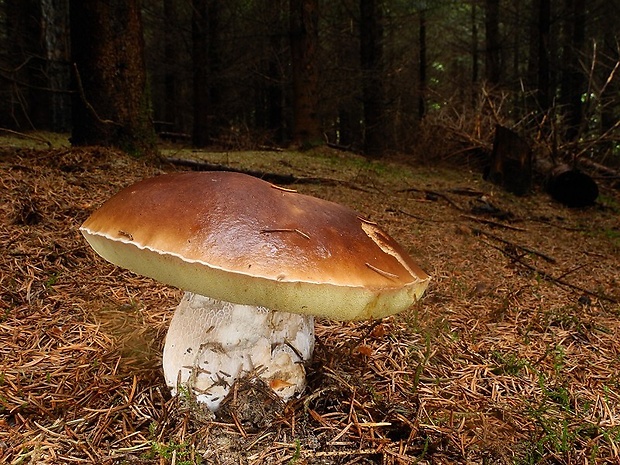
[{"left": 162, "top": 292, "right": 315, "bottom": 411}]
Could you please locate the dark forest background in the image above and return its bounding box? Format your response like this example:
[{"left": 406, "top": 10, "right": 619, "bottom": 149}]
[{"left": 0, "top": 0, "right": 618, "bottom": 163}]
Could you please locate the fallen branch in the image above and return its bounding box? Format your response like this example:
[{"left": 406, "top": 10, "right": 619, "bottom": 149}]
[
  {"left": 163, "top": 157, "right": 371, "bottom": 191},
  {"left": 0, "top": 128, "right": 52, "bottom": 148},
  {"left": 471, "top": 227, "right": 555, "bottom": 263},
  {"left": 461, "top": 214, "right": 526, "bottom": 231},
  {"left": 485, "top": 240, "right": 618, "bottom": 303},
  {"left": 395, "top": 208, "right": 453, "bottom": 223},
  {"left": 397, "top": 187, "right": 465, "bottom": 211}
]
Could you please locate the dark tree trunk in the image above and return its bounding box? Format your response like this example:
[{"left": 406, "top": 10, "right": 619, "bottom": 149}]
[
  {"left": 418, "top": 9, "right": 427, "bottom": 119},
  {"left": 599, "top": 2, "right": 620, "bottom": 145},
  {"left": 5, "top": 0, "right": 41, "bottom": 128},
  {"left": 471, "top": 2, "right": 479, "bottom": 89},
  {"left": 536, "top": 0, "right": 551, "bottom": 112},
  {"left": 5, "top": 0, "right": 70, "bottom": 131},
  {"left": 267, "top": 45, "right": 284, "bottom": 143},
  {"left": 334, "top": 2, "right": 362, "bottom": 149},
  {"left": 360, "top": 0, "right": 385, "bottom": 157},
  {"left": 290, "top": 0, "right": 321, "bottom": 147},
  {"left": 265, "top": 0, "right": 285, "bottom": 143},
  {"left": 70, "top": 0, "right": 156, "bottom": 156},
  {"left": 48, "top": 0, "right": 71, "bottom": 132},
  {"left": 207, "top": 0, "right": 222, "bottom": 135},
  {"left": 484, "top": 0, "right": 501, "bottom": 85},
  {"left": 559, "top": 0, "right": 586, "bottom": 142},
  {"left": 163, "top": 0, "right": 179, "bottom": 129},
  {"left": 192, "top": 0, "right": 211, "bottom": 147}
]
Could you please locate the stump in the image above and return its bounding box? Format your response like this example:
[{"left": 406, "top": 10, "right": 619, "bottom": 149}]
[{"left": 487, "top": 125, "right": 532, "bottom": 196}]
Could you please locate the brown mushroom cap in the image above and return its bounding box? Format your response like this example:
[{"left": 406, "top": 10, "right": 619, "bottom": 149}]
[{"left": 80, "top": 171, "right": 429, "bottom": 320}]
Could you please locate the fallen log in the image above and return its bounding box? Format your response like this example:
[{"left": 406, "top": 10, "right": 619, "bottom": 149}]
[
  {"left": 486, "top": 125, "right": 599, "bottom": 207},
  {"left": 536, "top": 159, "right": 599, "bottom": 208},
  {"left": 547, "top": 164, "right": 599, "bottom": 207}
]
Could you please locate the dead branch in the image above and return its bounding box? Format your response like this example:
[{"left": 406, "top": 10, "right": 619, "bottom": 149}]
[
  {"left": 397, "top": 187, "right": 465, "bottom": 211},
  {"left": 163, "top": 157, "right": 371, "bottom": 191},
  {"left": 485, "top": 240, "right": 618, "bottom": 303},
  {"left": 471, "top": 227, "right": 555, "bottom": 263},
  {"left": 0, "top": 128, "right": 52, "bottom": 147},
  {"left": 461, "top": 214, "right": 526, "bottom": 231},
  {"left": 72, "top": 63, "right": 122, "bottom": 127}
]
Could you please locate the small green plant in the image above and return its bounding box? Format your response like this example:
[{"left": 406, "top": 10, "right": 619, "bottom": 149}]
[
  {"left": 146, "top": 439, "right": 201, "bottom": 465},
  {"left": 490, "top": 350, "right": 527, "bottom": 376},
  {"left": 44, "top": 272, "right": 59, "bottom": 289},
  {"left": 288, "top": 439, "right": 301, "bottom": 465},
  {"left": 412, "top": 331, "right": 432, "bottom": 391}
]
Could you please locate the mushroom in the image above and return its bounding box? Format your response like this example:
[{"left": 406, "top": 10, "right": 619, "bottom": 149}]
[{"left": 80, "top": 171, "right": 430, "bottom": 410}]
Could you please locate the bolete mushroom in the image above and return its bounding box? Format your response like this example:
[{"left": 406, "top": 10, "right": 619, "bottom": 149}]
[{"left": 80, "top": 171, "right": 429, "bottom": 410}]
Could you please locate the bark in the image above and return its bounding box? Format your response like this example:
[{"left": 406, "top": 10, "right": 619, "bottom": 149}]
[
  {"left": 488, "top": 126, "right": 599, "bottom": 206},
  {"left": 265, "top": 0, "right": 285, "bottom": 143},
  {"left": 598, "top": 1, "right": 619, "bottom": 144},
  {"left": 484, "top": 0, "right": 501, "bottom": 85},
  {"left": 418, "top": 9, "right": 427, "bottom": 119},
  {"left": 42, "top": 0, "right": 71, "bottom": 132},
  {"left": 471, "top": 2, "right": 479, "bottom": 90},
  {"left": 192, "top": 0, "right": 210, "bottom": 147},
  {"left": 290, "top": 0, "right": 321, "bottom": 147},
  {"left": 70, "top": 0, "right": 156, "bottom": 156},
  {"left": 487, "top": 125, "right": 532, "bottom": 196},
  {"left": 4, "top": 0, "right": 70, "bottom": 131},
  {"left": 559, "top": 0, "right": 586, "bottom": 141},
  {"left": 536, "top": 0, "right": 551, "bottom": 111},
  {"left": 208, "top": 0, "right": 222, "bottom": 134},
  {"left": 547, "top": 165, "right": 599, "bottom": 207},
  {"left": 163, "top": 0, "right": 179, "bottom": 128},
  {"left": 360, "top": 0, "right": 385, "bottom": 157}
]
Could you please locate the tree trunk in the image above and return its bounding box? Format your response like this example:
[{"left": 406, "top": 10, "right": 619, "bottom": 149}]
[
  {"left": 360, "top": 0, "right": 385, "bottom": 157},
  {"left": 290, "top": 0, "right": 321, "bottom": 148},
  {"left": 70, "top": 0, "right": 156, "bottom": 157},
  {"left": 163, "top": 0, "right": 180, "bottom": 129},
  {"left": 70, "top": 0, "right": 155, "bottom": 155},
  {"left": 471, "top": 2, "right": 479, "bottom": 94},
  {"left": 5, "top": 0, "right": 70, "bottom": 131},
  {"left": 559, "top": 0, "right": 586, "bottom": 141},
  {"left": 484, "top": 0, "right": 501, "bottom": 85},
  {"left": 266, "top": 0, "right": 285, "bottom": 143},
  {"left": 192, "top": 0, "right": 211, "bottom": 147},
  {"left": 599, "top": 2, "right": 620, "bottom": 149},
  {"left": 536, "top": 0, "right": 551, "bottom": 112},
  {"left": 207, "top": 0, "right": 222, "bottom": 136},
  {"left": 418, "top": 9, "right": 427, "bottom": 119}
]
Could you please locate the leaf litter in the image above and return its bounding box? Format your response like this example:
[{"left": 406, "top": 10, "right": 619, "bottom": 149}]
[{"left": 1, "top": 143, "right": 619, "bottom": 464}]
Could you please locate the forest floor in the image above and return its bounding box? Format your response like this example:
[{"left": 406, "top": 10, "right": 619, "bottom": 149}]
[{"left": 1, "top": 134, "right": 620, "bottom": 464}]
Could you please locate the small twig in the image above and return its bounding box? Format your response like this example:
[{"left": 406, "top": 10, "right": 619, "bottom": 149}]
[
  {"left": 471, "top": 227, "right": 555, "bottom": 263},
  {"left": 260, "top": 228, "right": 311, "bottom": 240},
  {"left": 0, "top": 128, "right": 52, "bottom": 147},
  {"left": 397, "top": 187, "right": 464, "bottom": 211},
  {"left": 365, "top": 262, "right": 399, "bottom": 280},
  {"left": 462, "top": 214, "right": 526, "bottom": 231},
  {"left": 395, "top": 208, "right": 453, "bottom": 223},
  {"left": 72, "top": 63, "right": 122, "bottom": 127}
]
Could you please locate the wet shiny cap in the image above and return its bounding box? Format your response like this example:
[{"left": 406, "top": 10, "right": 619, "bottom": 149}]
[{"left": 80, "top": 171, "right": 430, "bottom": 320}]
